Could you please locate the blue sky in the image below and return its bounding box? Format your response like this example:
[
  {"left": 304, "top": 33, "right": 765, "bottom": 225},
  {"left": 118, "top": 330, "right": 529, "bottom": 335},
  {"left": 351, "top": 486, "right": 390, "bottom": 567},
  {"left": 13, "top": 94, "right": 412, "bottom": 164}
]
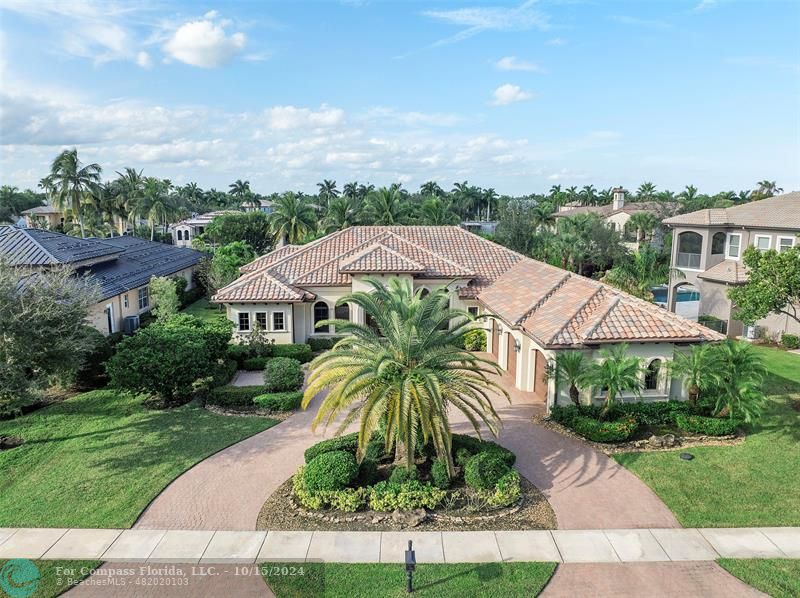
[{"left": 1, "top": 0, "right": 798, "bottom": 196}]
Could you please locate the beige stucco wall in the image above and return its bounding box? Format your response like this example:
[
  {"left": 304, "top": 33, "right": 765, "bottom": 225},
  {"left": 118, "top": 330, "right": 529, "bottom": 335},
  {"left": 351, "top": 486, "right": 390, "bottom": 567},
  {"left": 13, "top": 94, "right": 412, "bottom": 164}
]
[{"left": 226, "top": 302, "right": 295, "bottom": 344}]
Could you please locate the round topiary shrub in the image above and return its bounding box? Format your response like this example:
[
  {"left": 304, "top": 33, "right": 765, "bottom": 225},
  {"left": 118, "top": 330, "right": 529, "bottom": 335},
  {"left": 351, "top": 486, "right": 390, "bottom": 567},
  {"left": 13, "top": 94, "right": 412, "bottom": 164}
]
[
  {"left": 264, "top": 357, "right": 304, "bottom": 392},
  {"left": 389, "top": 466, "right": 417, "bottom": 485},
  {"left": 464, "top": 452, "right": 511, "bottom": 491},
  {"left": 430, "top": 459, "right": 450, "bottom": 489},
  {"left": 303, "top": 450, "right": 358, "bottom": 492}
]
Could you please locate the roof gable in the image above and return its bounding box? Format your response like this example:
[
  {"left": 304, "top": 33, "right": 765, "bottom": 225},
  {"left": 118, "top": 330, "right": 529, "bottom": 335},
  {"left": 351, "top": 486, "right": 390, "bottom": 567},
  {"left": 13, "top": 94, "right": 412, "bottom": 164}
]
[
  {"left": 338, "top": 242, "right": 426, "bottom": 273},
  {"left": 664, "top": 192, "right": 800, "bottom": 230}
]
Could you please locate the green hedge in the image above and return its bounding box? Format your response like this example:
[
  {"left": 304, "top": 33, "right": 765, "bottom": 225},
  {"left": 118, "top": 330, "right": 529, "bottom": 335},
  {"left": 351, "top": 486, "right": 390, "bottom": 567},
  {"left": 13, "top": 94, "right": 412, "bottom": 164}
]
[
  {"left": 304, "top": 450, "right": 359, "bottom": 492},
  {"left": 242, "top": 356, "right": 269, "bottom": 371},
  {"left": 675, "top": 414, "right": 739, "bottom": 436},
  {"left": 304, "top": 433, "right": 359, "bottom": 463},
  {"left": 368, "top": 480, "right": 446, "bottom": 511},
  {"left": 781, "top": 333, "right": 800, "bottom": 350},
  {"left": 211, "top": 359, "right": 238, "bottom": 387},
  {"left": 208, "top": 384, "right": 269, "bottom": 407},
  {"left": 464, "top": 452, "right": 511, "bottom": 490},
  {"left": 272, "top": 343, "right": 313, "bottom": 363},
  {"left": 477, "top": 470, "right": 521, "bottom": 508},
  {"left": 450, "top": 434, "right": 516, "bottom": 467},
  {"left": 571, "top": 415, "right": 638, "bottom": 442},
  {"left": 253, "top": 391, "right": 303, "bottom": 411},
  {"left": 264, "top": 357, "right": 304, "bottom": 392},
  {"left": 431, "top": 460, "right": 450, "bottom": 489},
  {"left": 308, "top": 336, "right": 343, "bottom": 352},
  {"left": 226, "top": 344, "right": 250, "bottom": 367},
  {"left": 462, "top": 329, "right": 487, "bottom": 351}
]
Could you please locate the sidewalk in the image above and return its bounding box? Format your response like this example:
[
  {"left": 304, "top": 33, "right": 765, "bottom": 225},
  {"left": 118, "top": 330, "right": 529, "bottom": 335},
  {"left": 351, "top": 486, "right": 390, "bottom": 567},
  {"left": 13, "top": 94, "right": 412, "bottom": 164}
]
[{"left": 1, "top": 527, "right": 798, "bottom": 564}]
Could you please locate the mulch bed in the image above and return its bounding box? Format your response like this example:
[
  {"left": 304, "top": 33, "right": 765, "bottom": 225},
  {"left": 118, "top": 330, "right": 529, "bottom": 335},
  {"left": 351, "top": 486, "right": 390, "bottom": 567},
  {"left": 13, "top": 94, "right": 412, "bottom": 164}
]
[
  {"left": 533, "top": 413, "right": 743, "bottom": 455},
  {"left": 256, "top": 476, "right": 557, "bottom": 532}
]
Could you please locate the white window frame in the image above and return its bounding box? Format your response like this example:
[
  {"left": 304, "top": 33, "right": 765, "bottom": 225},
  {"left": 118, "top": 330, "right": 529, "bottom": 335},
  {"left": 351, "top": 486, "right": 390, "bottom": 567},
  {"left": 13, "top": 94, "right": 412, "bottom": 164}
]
[
  {"left": 753, "top": 234, "right": 772, "bottom": 252},
  {"left": 255, "top": 312, "right": 267, "bottom": 330},
  {"left": 123, "top": 294, "right": 129, "bottom": 309},
  {"left": 726, "top": 233, "right": 742, "bottom": 260},
  {"left": 272, "top": 311, "right": 286, "bottom": 332},
  {"left": 238, "top": 312, "right": 251, "bottom": 332},
  {"left": 777, "top": 236, "right": 796, "bottom": 252},
  {"left": 468, "top": 306, "right": 480, "bottom": 317},
  {"left": 138, "top": 286, "right": 149, "bottom": 311}
]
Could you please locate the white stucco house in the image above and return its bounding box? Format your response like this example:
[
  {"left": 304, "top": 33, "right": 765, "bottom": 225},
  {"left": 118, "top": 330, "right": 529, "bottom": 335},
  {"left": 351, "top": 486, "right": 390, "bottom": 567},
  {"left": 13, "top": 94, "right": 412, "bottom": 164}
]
[
  {"left": 170, "top": 211, "right": 235, "bottom": 248},
  {"left": 212, "top": 226, "right": 723, "bottom": 410}
]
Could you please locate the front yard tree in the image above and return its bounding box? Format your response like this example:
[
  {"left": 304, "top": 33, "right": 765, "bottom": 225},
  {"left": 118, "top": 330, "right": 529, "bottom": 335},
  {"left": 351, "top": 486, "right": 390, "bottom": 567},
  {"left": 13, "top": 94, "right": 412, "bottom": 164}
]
[
  {"left": 41, "top": 148, "right": 102, "bottom": 239},
  {"left": 584, "top": 344, "right": 643, "bottom": 419},
  {"left": 712, "top": 340, "right": 767, "bottom": 422},
  {"left": 303, "top": 279, "right": 508, "bottom": 478},
  {"left": 0, "top": 259, "right": 99, "bottom": 414},
  {"left": 202, "top": 211, "right": 271, "bottom": 253},
  {"left": 727, "top": 245, "right": 800, "bottom": 328},
  {"left": 545, "top": 351, "right": 589, "bottom": 409},
  {"left": 149, "top": 276, "right": 180, "bottom": 322},
  {"left": 667, "top": 343, "right": 721, "bottom": 405}
]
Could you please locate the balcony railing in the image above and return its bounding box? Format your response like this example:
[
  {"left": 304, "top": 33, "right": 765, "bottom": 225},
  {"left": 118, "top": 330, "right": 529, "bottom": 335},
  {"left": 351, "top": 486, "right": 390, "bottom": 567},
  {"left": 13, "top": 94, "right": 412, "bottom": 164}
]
[{"left": 676, "top": 252, "right": 701, "bottom": 269}]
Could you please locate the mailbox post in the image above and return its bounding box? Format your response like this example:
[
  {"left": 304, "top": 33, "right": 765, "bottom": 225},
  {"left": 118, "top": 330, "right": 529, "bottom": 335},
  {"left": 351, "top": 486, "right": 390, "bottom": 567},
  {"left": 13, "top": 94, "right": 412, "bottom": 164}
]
[{"left": 405, "top": 540, "right": 416, "bottom": 593}]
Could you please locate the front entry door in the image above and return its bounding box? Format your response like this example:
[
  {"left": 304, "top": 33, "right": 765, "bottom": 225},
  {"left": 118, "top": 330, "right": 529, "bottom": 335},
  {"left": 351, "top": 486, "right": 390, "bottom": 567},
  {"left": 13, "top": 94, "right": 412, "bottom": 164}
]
[
  {"left": 491, "top": 320, "right": 499, "bottom": 359},
  {"left": 506, "top": 333, "right": 517, "bottom": 378},
  {"left": 532, "top": 349, "right": 547, "bottom": 401}
]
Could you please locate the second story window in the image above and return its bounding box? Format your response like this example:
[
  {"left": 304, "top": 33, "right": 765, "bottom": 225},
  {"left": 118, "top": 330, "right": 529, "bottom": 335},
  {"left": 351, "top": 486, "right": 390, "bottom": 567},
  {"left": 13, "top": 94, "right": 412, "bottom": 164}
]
[
  {"left": 677, "top": 232, "right": 702, "bottom": 269},
  {"left": 726, "top": 233, "right": 741, "bottom": 259},
  {"left": 778, "top": 237, "right": 796, "bottom": 252},
  {"left": 711, "top": 232, "right": 726, "bottom": 255},
  {"left": 754, "top": 235, "right": 771, "bottom": 251},
  {"left": 138, "top": 287, "right": 149, "bottom": 310}
]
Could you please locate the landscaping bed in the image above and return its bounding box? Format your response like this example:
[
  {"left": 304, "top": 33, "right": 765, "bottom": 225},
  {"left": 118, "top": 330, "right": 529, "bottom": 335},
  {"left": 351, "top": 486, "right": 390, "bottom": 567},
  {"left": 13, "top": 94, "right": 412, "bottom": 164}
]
[{"left": 256, "top": 432, "right": 556, "bottom": 532}]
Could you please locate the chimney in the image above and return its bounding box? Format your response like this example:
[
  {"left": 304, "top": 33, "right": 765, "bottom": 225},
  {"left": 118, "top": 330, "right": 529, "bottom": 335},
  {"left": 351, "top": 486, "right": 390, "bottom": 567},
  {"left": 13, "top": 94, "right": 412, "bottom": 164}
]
[{"left": 612, "top": 187, "right": 625, "bottom": 210}]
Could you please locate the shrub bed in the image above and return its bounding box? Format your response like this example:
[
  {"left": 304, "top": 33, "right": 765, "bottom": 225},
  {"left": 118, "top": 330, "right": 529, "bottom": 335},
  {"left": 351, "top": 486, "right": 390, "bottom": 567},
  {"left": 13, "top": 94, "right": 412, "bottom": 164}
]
[
  {"left": 461, "top": 329, "right": 487, "bottom": 351},
  {"left": 368, "top": 480, "right": 447, "bottom": 511},
  {"left": 675, "top": 414, "right": 740, "bottom": 436},
  {"left": 208, "top": 385, "right": 270, "bottom": 407},
  {"left": 264, "top": 357, "right": 304, "bottom": 392},
  {"left": 477, "top": 470, "right": 521, "bottom": 508},
  {"left": 781, "top": 333, "right": 799, "bottom": 350},
  {"left": 451, "top": 434, "right": 516, "bottom": 467},
  {"left": 272, "top": 343, "right": 313, "bottom": 363},
  {"left": 464, "top": 452, "right": 510, "bottom": 490},
  {"left": 308, "top": 337, "right": 343, "bottom": 352},
  {"left": 304, "top": 451, "right": 359, "bottom": 492},
  {"left": 571, "top": 415, "right": 638, "bottom": 442},
  {"left": 253, "top": 391, "right": 303, "bottom": 411},
  {"left": 242, "top": 356, "right": 269, "bottom": 371},
  {"left": 303, "top": 431, "right": 386, "bottom": 463}
]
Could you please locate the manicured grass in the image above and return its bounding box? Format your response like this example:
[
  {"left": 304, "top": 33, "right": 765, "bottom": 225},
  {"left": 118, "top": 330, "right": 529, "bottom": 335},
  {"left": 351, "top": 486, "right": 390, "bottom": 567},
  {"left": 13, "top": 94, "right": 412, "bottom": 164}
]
[
  {"left": 262, "top": 562, "right": 557, "bottom": 597},
  {"left": 718, "top": 559, "right": 800, "bottom": 598},
  {"left": 182, "top": 297, "right": 227, "bottom": 325},
  {"left": 32, "top": 560, "right": 101, "bottom": 597},
  {"left": 0, "top": 390, "right": 276, "bottom": 528},
  {"left": 614, "top": 345, "right": 800, "bottom": 527}
]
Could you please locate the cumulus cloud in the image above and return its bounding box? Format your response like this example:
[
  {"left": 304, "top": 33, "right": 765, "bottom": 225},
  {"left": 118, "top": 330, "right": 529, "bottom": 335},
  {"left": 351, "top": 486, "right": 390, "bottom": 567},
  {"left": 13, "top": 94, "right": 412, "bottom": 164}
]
[
  {"left": 490, "top": 84, "right": 534, "bottom": 106},
  {"left": 495, "top": 56, "right": 545, "bottom": 72},
  {"left": 264, "top": 105, "right": 346, "bottom": 131},
  {"left": 164, "top": 16, "right": 247, "bottom": 68},
  {"left": 136, "top": 51, "right": 152, "bottom": 68}
]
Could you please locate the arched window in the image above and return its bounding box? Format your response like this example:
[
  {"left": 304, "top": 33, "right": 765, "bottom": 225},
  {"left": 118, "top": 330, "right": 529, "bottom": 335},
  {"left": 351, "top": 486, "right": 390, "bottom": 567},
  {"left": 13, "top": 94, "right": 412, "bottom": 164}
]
[
  {"left": 419, "top": 288, "right": 430, "bottom": 299},
  {"left": 711, "top": 232, "right": 726, "bottom": 255},
  {"left": 677, "top": 232, "right": 703, "bottom": 268},
  {"left": 645, "top": 359, "right": 661, "bottom": 390},
  {"left": 314, "top": 301, "right": 330, "bottom": 333},
  {"left": 334, "top": 303, "right": 350, "bottom": 324}
]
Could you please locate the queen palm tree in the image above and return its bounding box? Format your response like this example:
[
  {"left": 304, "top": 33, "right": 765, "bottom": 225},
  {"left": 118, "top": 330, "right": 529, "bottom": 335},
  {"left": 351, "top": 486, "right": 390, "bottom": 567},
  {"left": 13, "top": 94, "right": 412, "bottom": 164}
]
[
  {"left": 625, "top": 212, "right": 659, "bottom": 244},
  {"left": 667, "top": 343, "right": 721, "bottom": 405},
  {"left": 321, "top": 196, "right": 357, "bottom": 233},
  {"left": 601, "top": 245, "right": 682, "bottom": 300},
  {"left": 584, "top": 344, "right": 643, "bottom": 418},
  {"left": 419, "top": 196, "right": 459, "bottom": 225},
  {"left": 636, "top": 181, "right": 657, "bottom": 201},
  {"left": 363, "top": 185, "right": 409, "bottom": 225},
  {"left": 483, "top": 187, "right": 499, "bottom": 221},
  {"left": 357, "top": 183, "right": 375, "bottom": 200},
  {"left": 45, "top": 149, "right": 102, "bottom": 238},
  {"left": 678, "top": 185, "right": 699, "bottom": 203},
  {"left": 545, "top": 351, "right": 589, "bottom": 409},
  {"left": 229, "top": 179, "right": 251, "bottom": 199},
  {"left": 111, "top": 168, "right": 145, "bottom": 235},
  {"left": 755, "top": 180, "right": 782, "bottom": 199},
  {"left": 270, "top": 192, "right": 316, "bottom": 245},
  {"left": 303, "top": 278, "right": 509, "bottom": 476},
  {"left": 580, "top": 185, "right": 597, "bottom": 206},
  {"left": 711, "top": 341, "right": 766, "bottom": 421}
]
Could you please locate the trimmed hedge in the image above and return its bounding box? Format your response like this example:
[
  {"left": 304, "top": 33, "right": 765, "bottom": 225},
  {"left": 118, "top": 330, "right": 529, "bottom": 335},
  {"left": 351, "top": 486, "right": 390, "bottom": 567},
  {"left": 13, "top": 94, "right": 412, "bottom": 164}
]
[
  {"left": 211, "top": 359, "right": 238, "bottom": 387},
  {"left": 389, "top": 466, "right": 417, "bottom": 484},
  {"left": 612, "top": 401, "right": 692, "bottom": 425},
  {"left": 477, "top": 470, "right": 521, "bottom": 508},
  {"left": 451, "top": 434, "right": 516, "bottom": 467},
  {"left": 571, "top": 415, "right": 638, "bottom": 442},
  {"left": 308, "top": 336, "right": 343, "bottom": 352},
  {"left": 226, "top": 344, "right": 250, "bottom": 367},
  {"left": 264, "top": 357, "right": 304, "bottom": 392},
  {"left": 303, "top": 450, "right": 358, "bottom": 492},
  {"left": 431, "top": 460, "right": 450, "bottom": 489},
  {"left": 675, "top": 414, "right": 739, "bottom": 436},
  {"left": 253, "top": 391, "right": 303, "bottom": 411},
  {"left": 242, "top": 356, "right": 269, "bottom": 371},
  {"left": 462, "top": 329, "right": 487, "bottom": 352},
  {"left": 464, "top": 452, "right": 511, "bottom": 490},
  {"left": 781, "top": 333, "right": 800, "bottom": 350},
  {"left": 208, "top": 384, "right": 269, "bottom": 407},
  {"left": 272, "top": 343, "right": 313, "bottom": 363},
  {"left": 368, "top": 480, "right": 446, "bottom": 511},
  {"left": 304, "top": 432, "right": 359, "bottom": 463}
]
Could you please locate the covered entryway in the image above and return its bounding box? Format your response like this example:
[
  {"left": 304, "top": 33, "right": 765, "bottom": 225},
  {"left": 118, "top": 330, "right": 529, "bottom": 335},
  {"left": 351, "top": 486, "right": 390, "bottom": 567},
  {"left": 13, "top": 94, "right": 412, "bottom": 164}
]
[
  {"left": 491, "top": 320, "right": 499, "bottom": 359},
  {"left": 506, "top": 333, "right": 517, "bottom": 378},
  {"left": 532, "top": 349, "right": 547, "bottom": 401}
]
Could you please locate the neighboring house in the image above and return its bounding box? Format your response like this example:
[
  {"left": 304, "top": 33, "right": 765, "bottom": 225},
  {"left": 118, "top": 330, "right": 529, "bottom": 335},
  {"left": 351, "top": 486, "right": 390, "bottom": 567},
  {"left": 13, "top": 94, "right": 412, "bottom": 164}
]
[
  {"left": 663, "top": 192, "right": 800, "bottom": 339},
  {"left": 554, "top": 189, "right": 675, "bottom": 248},
  {"left": 212, "top": 226, "right": 721, "bottom": 410},
  {"left": 170, "top": 211, "right": 234, "bottom": 247},
  {"left": 460, "top": 221, "right": 498, "bottom": 235},
  {"left": 0, "top": 226, "right": 204, "bottom": 335},
  {"left": 20, "top": 204, "right": 65, "bottom": 229},
  {"left": 241, "top": 199, "right": 274, "bottom": 214}
]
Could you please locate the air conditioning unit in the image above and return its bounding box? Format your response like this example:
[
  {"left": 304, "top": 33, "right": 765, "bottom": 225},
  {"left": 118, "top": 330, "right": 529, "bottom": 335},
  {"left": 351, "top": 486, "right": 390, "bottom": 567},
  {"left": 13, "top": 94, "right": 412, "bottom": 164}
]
[
  {"left": 123, "top": 315, "right": 140, "bottom": 335},
  {"left": 744, "top": 325, "right": 760, "bottom": 340}
]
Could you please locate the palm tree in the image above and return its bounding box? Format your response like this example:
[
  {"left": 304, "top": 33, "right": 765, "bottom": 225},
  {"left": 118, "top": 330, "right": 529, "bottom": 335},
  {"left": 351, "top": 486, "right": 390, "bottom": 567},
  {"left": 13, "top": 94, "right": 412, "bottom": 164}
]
[
  {"left": 45, "top": 149, "right": 102, "bottom": 238},
  {"left": 584, "top": 344, "right": 643, "bottom": 418},
  {"left": 625, "top": 212, "right": 659, "bottom": 244},
  {"left": 755, "top": 180, "right": 782, "bottom": 199},
  {"left": 357, "top": 183, "right": 375, "bottom": 200},
  {"left": 545, "top": 351, "right": 590, "bottom": 409},
  {"left": 363, "top": 185, "right": 409, "bottom": 225},
  {"left": 270, "top": 192, "right": 316, "bottom": 245},
  {"left": 711, "top": 341, "right": 767, "bottom": 421},
  {"left": 531, "top": 204, "right": 555, "bottom": 231},
  {"left": 343, "top": 182, "right": 359, "bottom": 200},
  {"left": 736, "top": 189, "right": 752, "bottom": 203},
  {"left": 317, "top": 179, "right": 339, "bottom": 208},
  {"left": 601, "top": 245, "right": 682, "bottom": 300},
  {"left": 321, "top": 197, "right": 357, "bottom": 233},
  {"left": 580, "top": 185, "right": 597, "bottom": 206},
  {"left": 636, "top": 182, "right": 657, "bottom": 201},
  {"left": 419, "top": 197, "right": 459, "bottom": 225},
  {"left": 303, "top": 278, "right": 509, "bottom": 476},
  {"left": 667, "top": 343, "right": 721, "bottom": 405},
  {"left": 229, "top": 179, "right": 251, "bottom": 199},
  {"left": 420, "top": 181, "right": 444, "bottom": 198},
  {"left": 110, "top": 168, "right": 145, "bottom": 234},
  {"left": 678, "top": 185, "right": 699, "bottom": 203},
  {"left": 483, "top": 187, "right": 499, "bottom": 221}
]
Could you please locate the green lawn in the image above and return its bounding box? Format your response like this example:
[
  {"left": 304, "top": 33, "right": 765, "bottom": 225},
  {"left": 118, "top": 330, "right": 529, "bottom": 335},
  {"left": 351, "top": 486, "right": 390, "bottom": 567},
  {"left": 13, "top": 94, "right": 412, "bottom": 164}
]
[
  {"left": 718, "top": 559, "right": 800, "bottom": 598},
  {"left": 0, "top": 390, "right": 275, "bottom": 528},
  {"left": 262, "top": 562, "right": 557, "bottom": 598},
  {"left": 181, "top": 297, "right": 227, "bottom": 325},
  {"left": 614, "top": 345, "right": 800, "bottom": 527}
]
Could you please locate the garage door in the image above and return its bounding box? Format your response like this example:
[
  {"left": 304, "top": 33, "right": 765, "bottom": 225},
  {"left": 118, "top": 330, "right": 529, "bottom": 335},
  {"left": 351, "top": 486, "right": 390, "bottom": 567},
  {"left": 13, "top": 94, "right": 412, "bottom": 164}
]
[{"left": 506, "top": 333, "right": 517, "bottom": 378}]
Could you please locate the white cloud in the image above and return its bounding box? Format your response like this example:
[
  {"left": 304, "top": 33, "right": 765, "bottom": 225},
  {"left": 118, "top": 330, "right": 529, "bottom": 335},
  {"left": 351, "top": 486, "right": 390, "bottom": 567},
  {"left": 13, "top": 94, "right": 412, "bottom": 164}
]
[
  {"left": 421, "top": 0, "right": 549, "bottom": 47},
  {"left": 264, "top": 105, "right": 346, "bottom": 131},
  {"left": 164, "top": 16, "right": 247, "bottom": 68},
  {"left": 693, "top": 0, "right": 717, "bottom": 12},
  {"left": 136, "top": 51, "right": 152, "bottom": 69},
  {"left": 545, "top": 37, "right": 566, "bottom": 46},
  {"left": 610, "top": 15, "right": 671, "bottom": 30},
  {"left": 495, "top": 56, "right": 545, "bottom": 73},
  {"left": 490, "top": 84, "right": 534, "bottom": 106}
]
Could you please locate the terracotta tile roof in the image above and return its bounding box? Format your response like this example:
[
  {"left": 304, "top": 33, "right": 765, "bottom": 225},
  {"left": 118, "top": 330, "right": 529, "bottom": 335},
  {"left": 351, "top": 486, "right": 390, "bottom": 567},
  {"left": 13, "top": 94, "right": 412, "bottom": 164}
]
[
  {"left": 698, "top": 259, "right": 749, "bottom": 284},
  {"left": 211, "top": 270, "right": 315, "bottom": 303},
  {"left": 554, "top": 201, "right": 676, "bottom": 219},
  {"left": 663, "top": 192, "right": 800, "bottom": 230},
  {"left": 240, "top": 244, "right": 302, "bottom": 273},
  {"left": 478, "top": 257, "right": 724, "bottom": 348},
  {"left": 339, "top": 243, "right": 426, "bottom": 273}
]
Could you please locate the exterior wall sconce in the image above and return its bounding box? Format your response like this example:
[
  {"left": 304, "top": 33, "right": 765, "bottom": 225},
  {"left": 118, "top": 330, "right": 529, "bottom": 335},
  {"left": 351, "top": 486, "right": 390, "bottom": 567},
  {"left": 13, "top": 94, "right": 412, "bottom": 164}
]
[{"left": 514, "top": 339, "right": 521, "bottom": 352}]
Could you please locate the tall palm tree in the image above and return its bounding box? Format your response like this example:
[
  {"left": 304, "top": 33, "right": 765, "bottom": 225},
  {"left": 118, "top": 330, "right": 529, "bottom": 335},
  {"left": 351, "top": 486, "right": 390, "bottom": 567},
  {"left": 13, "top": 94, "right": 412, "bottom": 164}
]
[
  {"left": 317, "top": 179, "right": 339, "bottom": 209},
  {"left": 343, "top": 182, "right": 359, "bottom": 200},
  {"left": 229, "top": 179, "right": 251, "bottom": 199},
  {"left": 483, "top": 187, "right": 499, "bottom": 221},
  {"left": 363, "top": 185, "right": 409, "bottom": 225},
  {"left": 270, "top": 192, "right": 316, "bottom": 245},
  {"left": 111, "top": 168, "right": 145, "bottom": 235},
  {"left": 419, "top": 196, "right": 459, "bottom": 225},
  {"left": 601, "top": 245, "right": 682, "bottom": 300},
  {"left": 755, "top": 180, "right": 782, "bottom": 199},
  {"left": 531, "top": 204, "right": 555, "bottom": 231},
  {"left": 420, "top": 180, "right": 444, "bottom": 198},
  {"left": 584, "top": 344, "right": 643, "bottom": 418},
  {"left": 357, "top": 183, "right": 375, "bottom": 200},
  {"left": 736, "top": 189, "right": 752, "bottom": 203},
  {"left": 321, "top": 196, "right": 357, "bottom": 233},
  {"left": 45, "top": 149, "right": 102, "bottom": 238},
  {"left": 303, "top": 278, "right": 509, "bottom": 476},
  {"left": 580, "top": 185, "right": 597, "bottom": 206},
  {"left": 545, "top": 351, "right": 590, "bottom": 409},
  {"left": 636, "top": 182, "right": 657, "bottom": 201},
  {"left": 667, "top": 343, "right": 721, "bottom": 405},
  {"left": 625, "top": 212, "right": 659, "bottom": 244},
  {"left": 678, "top": 184, "right": 699, "bottom": 203}
]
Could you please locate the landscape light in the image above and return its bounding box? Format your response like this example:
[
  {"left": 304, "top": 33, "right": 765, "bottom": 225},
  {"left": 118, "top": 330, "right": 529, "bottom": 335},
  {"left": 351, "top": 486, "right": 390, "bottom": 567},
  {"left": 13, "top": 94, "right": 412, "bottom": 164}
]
[{"left": 405, "top": 539, "right": 416, "bottom": 593}]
